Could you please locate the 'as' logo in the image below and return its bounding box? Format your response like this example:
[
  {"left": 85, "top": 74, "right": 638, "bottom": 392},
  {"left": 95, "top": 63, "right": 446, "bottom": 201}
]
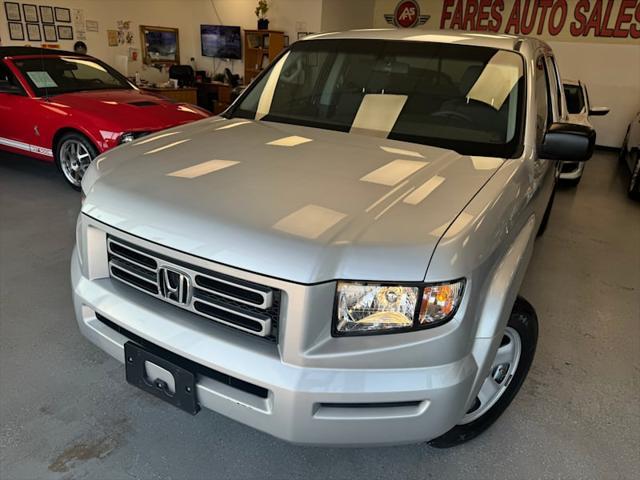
[{"left": 384, "top": 0, "right": 430, "bottom": 28}]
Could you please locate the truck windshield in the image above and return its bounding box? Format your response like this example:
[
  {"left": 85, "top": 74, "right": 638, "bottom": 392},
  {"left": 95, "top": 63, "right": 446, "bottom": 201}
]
[
  {"left": 231, "top": 39, "right": 525, "bottom": 158},
  {"left": 13, "top": 56, "right": 132, "bottom": 96}
]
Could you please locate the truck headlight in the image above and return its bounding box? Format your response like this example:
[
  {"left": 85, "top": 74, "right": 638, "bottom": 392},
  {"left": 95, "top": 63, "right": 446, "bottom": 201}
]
[
  {"left": 333, "top": 280, "right": 464, "bottom": 336},
  {"left": 418, "top": 282, "right": 465, "bottom": 325}
]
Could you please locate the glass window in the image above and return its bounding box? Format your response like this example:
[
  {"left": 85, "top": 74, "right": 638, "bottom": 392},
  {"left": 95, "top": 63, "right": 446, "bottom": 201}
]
[
  {"left": 0, "top": 62, "right": 10, "bottom": 83},
  {"left": 13, "top": 56, "right": 131, "bottom": 96},
  {"left": 535, "top": 56, "right": 549, "bottom": 145},
  {"left": 582, "top": 84, "right": 591, "bottom": 111},
  {"left": 0, "top": 61, "right": 21, "bottom": 91},
  {"left": 563, "top": 83, "right": 585, "bottom": 115},
  {"left": 231, "top": 40, "right": 526, "bottom": 158},
  {"left": 547, "top": 56, "right": 564, "bottom": 119}
]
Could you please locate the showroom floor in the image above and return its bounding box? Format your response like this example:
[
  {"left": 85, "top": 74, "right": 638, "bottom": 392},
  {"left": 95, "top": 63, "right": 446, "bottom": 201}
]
[{"left": 0, "top": 150, "right": 638, "bottom": 480}]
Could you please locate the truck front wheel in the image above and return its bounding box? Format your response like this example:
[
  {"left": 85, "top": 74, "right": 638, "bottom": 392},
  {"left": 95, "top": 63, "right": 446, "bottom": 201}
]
[{"left": 429, "top": 296, "right": 538, "bottom": 448}]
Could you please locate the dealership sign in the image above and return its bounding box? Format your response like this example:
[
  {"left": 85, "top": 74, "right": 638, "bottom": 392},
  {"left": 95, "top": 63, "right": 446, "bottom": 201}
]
[
  {"left": 385, "top": 0, "right": 431, "bottom": 27},
  {"left": 378, "top": 0, "right": 639, "bottom": 42},
  {"left": 440, "top": 0, "right": 639, "bottom": 39}
]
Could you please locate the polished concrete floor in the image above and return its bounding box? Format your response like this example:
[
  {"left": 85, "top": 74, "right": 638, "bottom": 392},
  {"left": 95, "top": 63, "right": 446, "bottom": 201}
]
[{"left": 1, "top": 150, "right": 638, "bottom": 480}]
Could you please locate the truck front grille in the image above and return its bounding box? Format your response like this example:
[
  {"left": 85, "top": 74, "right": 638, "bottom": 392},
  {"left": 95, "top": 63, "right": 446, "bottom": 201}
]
[{"left": 107, "top": 236, "right": 280, "bottom": 341}]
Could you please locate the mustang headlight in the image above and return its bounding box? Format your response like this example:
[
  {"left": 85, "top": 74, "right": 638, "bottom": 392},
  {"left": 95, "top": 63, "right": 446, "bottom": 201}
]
[
  {"left": 334, "top": 280, "right": 464, "bottom": 336},
  {"left": 118, "top": 131, "right": 150, "bottom": 144}
]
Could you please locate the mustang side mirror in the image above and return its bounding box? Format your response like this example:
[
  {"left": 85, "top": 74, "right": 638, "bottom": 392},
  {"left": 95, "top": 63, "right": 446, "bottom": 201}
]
[
  {"left": 589, "top": 106, "right": 610, "bottom": 116},
  {"left": 540, "top": 122, "right": 596, "bottom": 162}
]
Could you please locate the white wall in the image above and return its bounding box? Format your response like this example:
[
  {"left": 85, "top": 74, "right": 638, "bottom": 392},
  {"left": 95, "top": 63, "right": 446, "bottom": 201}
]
[
  {"left": 0, "top": 0, "right": 324, "bottom": 83},
  {"left": 321, "top": 0, "right": 376, "bottom": 32},
  {"left": 549, "top": 41, "right": 640, "bottom": 147}
]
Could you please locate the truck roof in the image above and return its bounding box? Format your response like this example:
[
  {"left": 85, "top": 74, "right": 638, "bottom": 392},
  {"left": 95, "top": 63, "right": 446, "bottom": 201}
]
[{"left": 302, "top": 29, "right": 546, "bottom": 52}]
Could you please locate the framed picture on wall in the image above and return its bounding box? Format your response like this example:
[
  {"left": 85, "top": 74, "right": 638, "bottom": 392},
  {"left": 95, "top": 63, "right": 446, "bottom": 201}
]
[
  {"left": 57, "top": 25, "right": 73, "bottom": 40},
  {"left": 140, "top": 25, "right": 180, "bottom": 64},
  {"left": 8, "top": 21, "right": 24, "bottom": 40},
  {"left": 85, "top": 20, "right": 99, "bottom": 32},
  {"left": 43, "top": 23, "right": 57, "bottom": 42},
  {"left": 4, "top": 2, "right": 21, "bottom": 21},
  {"left": 107, "top": 29, "right": 118, "bottom": 46},
  {"left": 22, "top": 4, "right": 38, "bottom": 23},
  {"left": 54, "top": 6, "right": 71, "bottom": 23},
  {"left": 39, "top": 5, "right": 54, "bottom": 24},
  {"left": 26, "top": 23, "right": 41, "bottom": 41}
]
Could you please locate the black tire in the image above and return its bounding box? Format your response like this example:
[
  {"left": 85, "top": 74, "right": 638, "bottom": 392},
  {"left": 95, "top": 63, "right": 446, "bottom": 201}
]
[
  {"left": 627, "top": 150, "right": 640, "bottom": 201},
  {"left": 54, "top": 131, "right": 98, "bottom": 191},
  {"left": 619, "top": 127, "right": 630, "bottom": 163},
  {"left": 429, "top": 296, "right": 538, "bottom": 448},
  {"left": 537, "top": 187, "right": 555, "bottom": 237},
  {"left": 618, "top": 146, "right": 627, "bottom": 163}
]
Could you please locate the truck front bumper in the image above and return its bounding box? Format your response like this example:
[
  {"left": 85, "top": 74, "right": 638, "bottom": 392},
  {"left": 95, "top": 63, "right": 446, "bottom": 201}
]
[{"left": 72, "top": 252, "right": 477, "bottom": 446}]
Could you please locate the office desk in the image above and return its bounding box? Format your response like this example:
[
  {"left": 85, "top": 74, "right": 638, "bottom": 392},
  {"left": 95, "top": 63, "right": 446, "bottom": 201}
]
[
  {"left": 141, "top": 87, "right": 198, "bottom": 105},
  {"left": 196, "top": 82, "right": 240, "bottom": 114}
]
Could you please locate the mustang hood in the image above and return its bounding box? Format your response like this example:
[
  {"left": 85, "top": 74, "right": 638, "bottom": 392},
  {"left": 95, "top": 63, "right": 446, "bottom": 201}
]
[
  {"left": 83, "top": 118, "right": 504, "bottom": 284},
  {"left": 50, "top": 89, "right": 209, "bottom": 130}
]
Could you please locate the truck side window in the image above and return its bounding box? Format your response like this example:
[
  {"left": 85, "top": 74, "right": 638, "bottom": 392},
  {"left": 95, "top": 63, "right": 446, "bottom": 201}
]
[
  {"left": 534, "top": 56, "right": 548, "bottom": 145},
  {"left": 547, "top": 56, "right": 564, "bottom": 119},
  {"left": 582, "top": 83, "right": 591, "bottom": 112}
]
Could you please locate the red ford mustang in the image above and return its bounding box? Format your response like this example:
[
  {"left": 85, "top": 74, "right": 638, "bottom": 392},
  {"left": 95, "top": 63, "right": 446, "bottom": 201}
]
[{"left": 0, "top": 47, "right": 210, "bottom": 189}]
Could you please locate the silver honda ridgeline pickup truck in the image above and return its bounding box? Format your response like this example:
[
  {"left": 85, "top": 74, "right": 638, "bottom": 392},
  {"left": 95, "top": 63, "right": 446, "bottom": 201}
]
[{"left": 72, "top": 31, "right": 594, "bottom": 447}]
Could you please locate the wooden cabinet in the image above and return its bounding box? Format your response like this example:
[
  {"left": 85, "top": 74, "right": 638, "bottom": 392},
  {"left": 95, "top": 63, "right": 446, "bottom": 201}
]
[
  {"left": 140, "top": 87, "right": 198, "bottom": 105},
  {"left": 196, "top": 82, "right": 235, "bottom": 114},
  {"left": 244, "top": 30, "right": 285, "bottom": 84}
]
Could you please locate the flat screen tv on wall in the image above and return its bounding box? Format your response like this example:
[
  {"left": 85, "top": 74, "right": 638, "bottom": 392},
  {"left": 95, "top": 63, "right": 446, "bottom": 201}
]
[{"left": 201, "top": 25, "right": 242, "bottom": 60}]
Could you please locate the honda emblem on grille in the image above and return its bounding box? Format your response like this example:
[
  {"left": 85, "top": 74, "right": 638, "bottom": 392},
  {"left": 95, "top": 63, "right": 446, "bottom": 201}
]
[{"left": 159, "top": 267, "right": 191, "bottom": 305}]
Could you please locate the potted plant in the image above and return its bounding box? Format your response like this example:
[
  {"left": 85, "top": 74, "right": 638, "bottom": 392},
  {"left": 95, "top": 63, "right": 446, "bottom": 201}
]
[{"left": 255, "top": 0, "right": 269, "bottom": 30}]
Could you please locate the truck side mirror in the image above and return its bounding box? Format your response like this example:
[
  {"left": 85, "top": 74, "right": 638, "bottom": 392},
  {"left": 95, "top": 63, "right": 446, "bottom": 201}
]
[
  {"left": 589, "top": 106, "right": 610, "bottom": 116},
  {"left": 540, "top": 122, "right": 596, "bottom": 162}
]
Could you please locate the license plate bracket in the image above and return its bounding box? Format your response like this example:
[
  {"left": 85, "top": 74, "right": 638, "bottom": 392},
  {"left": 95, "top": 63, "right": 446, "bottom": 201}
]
[{"left": 124, "top": 341, "right": 199, "bottom": 415}]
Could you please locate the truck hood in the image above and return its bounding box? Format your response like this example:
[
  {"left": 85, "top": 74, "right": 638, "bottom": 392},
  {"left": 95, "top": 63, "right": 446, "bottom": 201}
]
[
  {"left": 83, "top": 117, "right": 504, "bottom": 284},
  {"left": 49, "top": 89, "right": 209, "bottom": 130}
]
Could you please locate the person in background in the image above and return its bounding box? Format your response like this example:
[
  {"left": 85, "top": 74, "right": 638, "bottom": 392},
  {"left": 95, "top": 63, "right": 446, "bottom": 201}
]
[{"left": 73, "top": 41, "right": 87, "bottom": 55}]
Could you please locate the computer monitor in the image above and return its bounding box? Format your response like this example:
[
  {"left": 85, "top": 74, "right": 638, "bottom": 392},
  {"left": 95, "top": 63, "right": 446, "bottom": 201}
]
[{"left": 201, "top": 25, "right": 242, "bottom": 60}]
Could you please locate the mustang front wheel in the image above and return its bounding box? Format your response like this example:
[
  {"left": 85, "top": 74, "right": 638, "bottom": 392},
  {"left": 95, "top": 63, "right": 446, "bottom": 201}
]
[
  {"left": 56, "top": 132, "right": 98, "bottom": 190},
  {"left": 429, "top": 296, "right": 538, "bottom": 448}
]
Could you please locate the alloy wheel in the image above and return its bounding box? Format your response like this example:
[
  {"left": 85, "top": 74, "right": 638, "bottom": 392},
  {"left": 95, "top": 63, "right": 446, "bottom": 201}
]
[
  {"left": 59, "top": 139, "right": 93, "bottom": 187},
  {"left": 459, "top": 326, "right": 522, "bottom": 424}
]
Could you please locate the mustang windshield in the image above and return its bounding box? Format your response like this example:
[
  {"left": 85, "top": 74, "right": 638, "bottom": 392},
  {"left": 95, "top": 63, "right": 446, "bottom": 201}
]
[
  {"left": 231, "top": 39, "right": 525, "bottom": 157},
  {"left": 14, "top": 56, "right": 132, "bottom": 96}
]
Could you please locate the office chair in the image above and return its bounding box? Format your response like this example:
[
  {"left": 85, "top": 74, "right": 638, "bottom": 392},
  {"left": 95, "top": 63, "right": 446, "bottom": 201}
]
[
  {"left": 224, "top": 68, "right": 240, "bottom": 88},
  {"left": 169, "top": 65, "right": 195, "bottom": 87}
]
